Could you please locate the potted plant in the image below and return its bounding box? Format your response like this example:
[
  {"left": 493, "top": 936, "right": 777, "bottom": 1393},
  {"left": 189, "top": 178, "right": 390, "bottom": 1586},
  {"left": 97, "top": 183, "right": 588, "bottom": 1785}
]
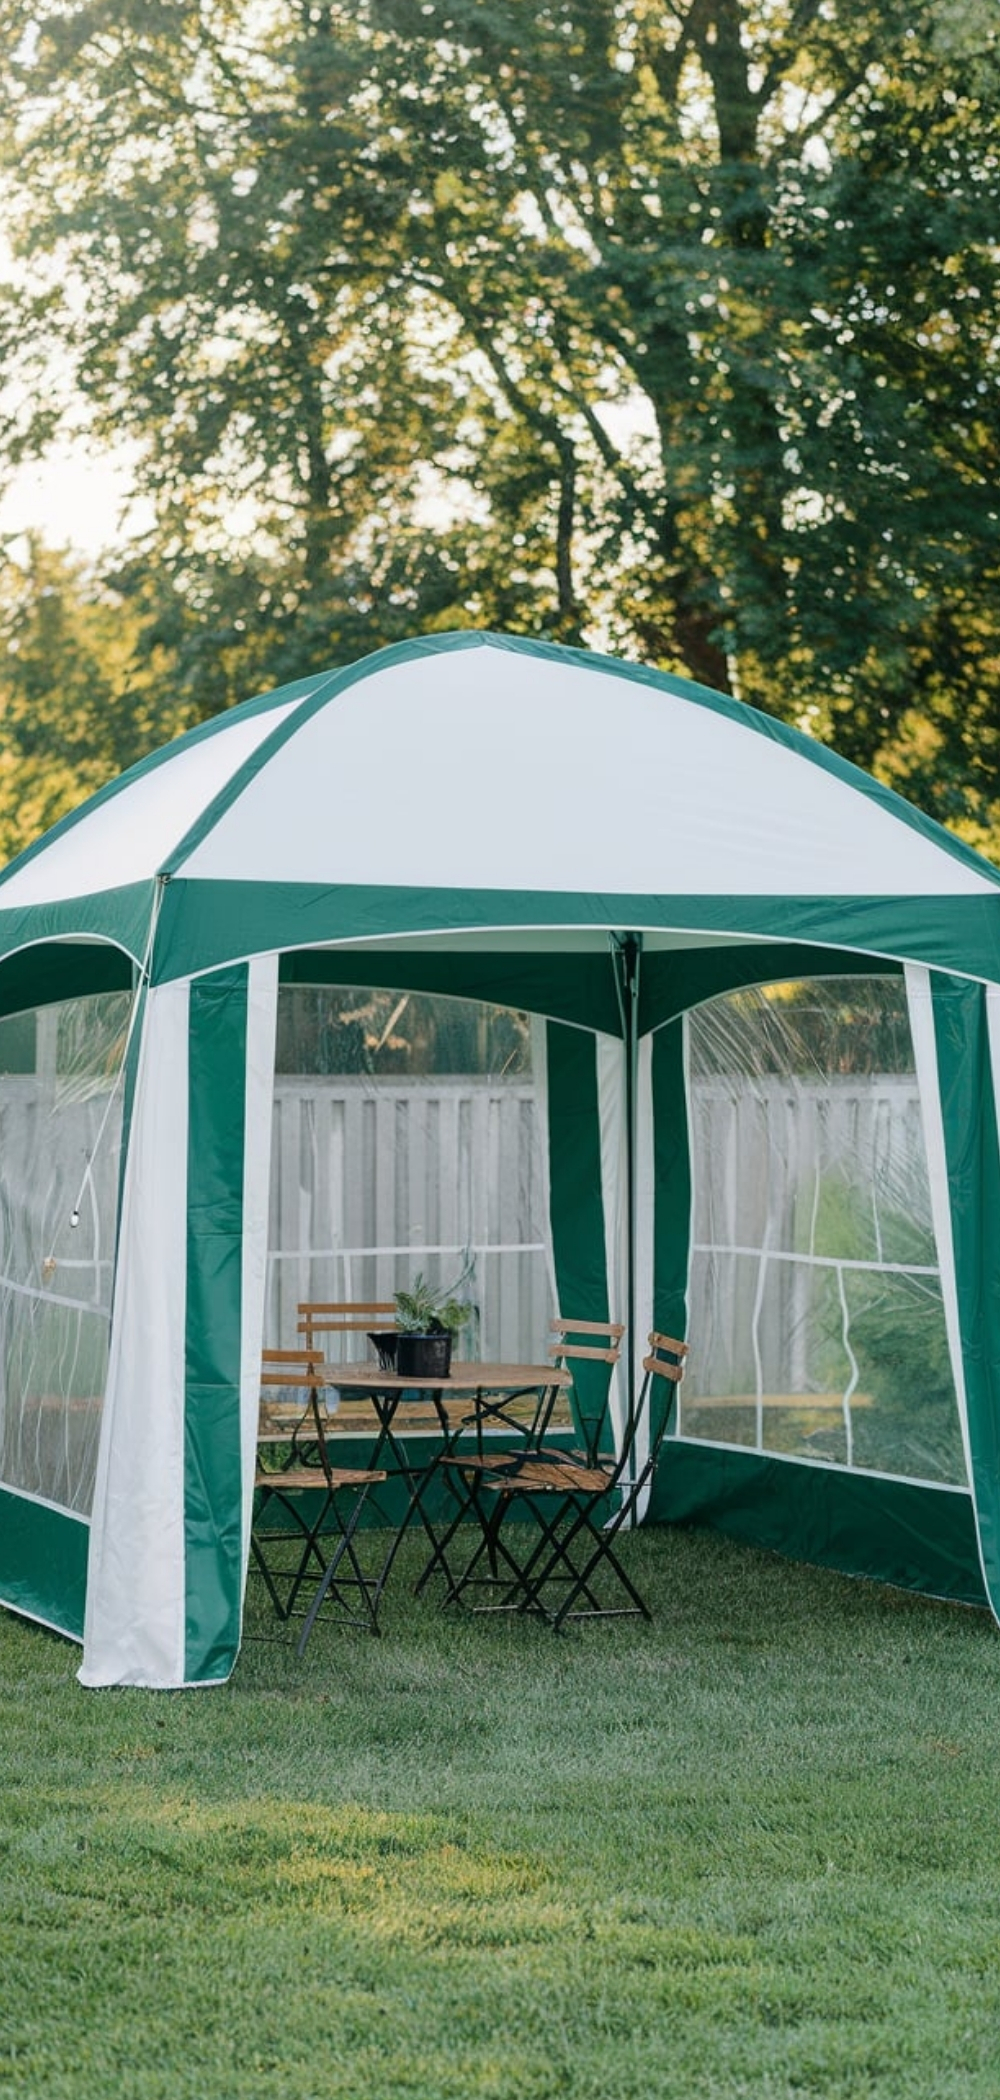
[{"left": 393, "top": 1271, "right": 473, "bottom": 1378}]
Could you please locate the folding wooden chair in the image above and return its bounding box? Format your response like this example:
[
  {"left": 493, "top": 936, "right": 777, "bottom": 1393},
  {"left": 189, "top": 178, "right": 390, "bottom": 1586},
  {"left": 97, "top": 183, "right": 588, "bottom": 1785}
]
[
  {"left": 419, "top": 1317, "right": 624, "bottom": 1600},
  {"left": 442, "top": 1331, "right": 687, "bottom": 1629},
  {"left": 294, "top": 1293, "right": 489, "bottom": 1587},
  {"left": 251, "top": 1347, "right": 387, "bottom": 1645}
]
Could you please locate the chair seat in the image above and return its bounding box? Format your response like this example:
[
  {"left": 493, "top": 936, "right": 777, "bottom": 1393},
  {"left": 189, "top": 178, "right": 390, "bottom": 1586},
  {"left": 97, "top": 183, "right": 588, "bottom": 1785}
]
[
  {"left": 436, "top": 1447, "right": 532, "bottom": 1478},
  {"left": 483, "top": 1456, "right": 610, "bottom": 1494},
  {"left": 255, "top": 1465, "right": 386, "bottom": 1492}
]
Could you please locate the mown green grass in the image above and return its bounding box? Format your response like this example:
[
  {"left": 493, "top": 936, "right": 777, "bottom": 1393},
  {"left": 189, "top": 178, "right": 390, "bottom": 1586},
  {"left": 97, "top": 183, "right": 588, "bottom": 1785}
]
[{"left": 3, "top": 1526, "right": 1000, "bottom": 2098}]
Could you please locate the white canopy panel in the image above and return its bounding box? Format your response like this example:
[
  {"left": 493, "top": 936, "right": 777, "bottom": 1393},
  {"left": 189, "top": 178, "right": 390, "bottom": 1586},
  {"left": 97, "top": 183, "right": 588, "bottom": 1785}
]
[
  {"left": 176, "top": 645, "right": 997, "bottom": 900},
  {"left": 0, "top": 699, "right": 303, "bottom": 907}
]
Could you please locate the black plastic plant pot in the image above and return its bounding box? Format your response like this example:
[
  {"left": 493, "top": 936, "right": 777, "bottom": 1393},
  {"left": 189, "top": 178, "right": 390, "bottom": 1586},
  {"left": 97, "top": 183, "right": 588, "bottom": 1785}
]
[{"left": 395, "top": 1332, "right": 452, "bottom": 1379}]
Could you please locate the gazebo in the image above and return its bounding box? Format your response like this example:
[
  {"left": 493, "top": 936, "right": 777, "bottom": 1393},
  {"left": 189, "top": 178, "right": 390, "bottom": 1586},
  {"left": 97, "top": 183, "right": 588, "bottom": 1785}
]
[{"left": 1, "top": 630, "right": 999, "bottom": 1686}]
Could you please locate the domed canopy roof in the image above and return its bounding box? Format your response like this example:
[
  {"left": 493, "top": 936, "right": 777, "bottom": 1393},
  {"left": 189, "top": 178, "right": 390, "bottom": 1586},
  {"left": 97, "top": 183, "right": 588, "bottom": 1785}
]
[{"left": 1, "top": 631, "right": 998, "bottom": 994}]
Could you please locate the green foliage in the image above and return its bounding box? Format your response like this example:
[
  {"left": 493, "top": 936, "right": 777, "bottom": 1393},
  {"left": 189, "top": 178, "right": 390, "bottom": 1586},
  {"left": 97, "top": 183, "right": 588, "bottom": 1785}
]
[
  {"left": 394, "top": 1269, "right": 473, "bottom": 1337},
  {"left": 0, "top": 2, "right": 998, "bottom": 834},
  {"left": 848, "top": 1278, "right": 964, "bottom": 1479}
]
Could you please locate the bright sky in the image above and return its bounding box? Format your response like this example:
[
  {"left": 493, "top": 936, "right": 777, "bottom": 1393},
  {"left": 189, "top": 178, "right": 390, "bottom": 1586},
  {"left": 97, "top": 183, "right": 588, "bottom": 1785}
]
[
  {"left": 0, "top": 444, "right": 151, "bottom": 560},
  {"left": 0, "top": 216, "right": 152, "bottom": 561}
]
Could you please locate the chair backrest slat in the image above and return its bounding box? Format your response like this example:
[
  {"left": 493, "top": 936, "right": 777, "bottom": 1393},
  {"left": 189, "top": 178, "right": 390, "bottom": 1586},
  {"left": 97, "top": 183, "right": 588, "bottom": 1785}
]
[
  {"left": 549, "top": 1317, "right": 624, "bottom": 1366},
  {"left": 551, "top": 1319, "right": 626, "bottom": 1338},
  {"left": 550, "top": 1342, "right": 621, "bottom": 1363},
  {"left": 641, "top": 1333, "right": 689, "bottom": 1386},
  {"left": 261, "top": 1346, "right": 326, "bottom": 1389},
  {"left": 298, "top": 1300, "right": 396, "bottom": 1337}
]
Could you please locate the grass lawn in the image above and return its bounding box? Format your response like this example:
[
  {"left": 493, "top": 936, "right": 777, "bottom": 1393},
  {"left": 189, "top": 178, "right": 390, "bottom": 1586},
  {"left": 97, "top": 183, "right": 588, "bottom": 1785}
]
[{"left": 3, "top": 1523, "right": 1000, "bottom": 2099}]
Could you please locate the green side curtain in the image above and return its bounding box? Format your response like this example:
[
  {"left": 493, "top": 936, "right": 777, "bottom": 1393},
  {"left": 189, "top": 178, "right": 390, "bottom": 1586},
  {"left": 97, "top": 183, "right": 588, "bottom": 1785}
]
[
  {"left": 652, "top": 1444, "right": 986, "bottom": 1606},
  {"left": 930, "top": 974, "right": 1000, "bottom": 1617},
  {"left": 544, "top": 1020, "right": 613, "bottom": 1451},
  {"left": 184, "top": 965, "right": 250, "bottom": 1681},
  {"left": 650, "top": 1018, "right": 691, "bottom": 1348}
]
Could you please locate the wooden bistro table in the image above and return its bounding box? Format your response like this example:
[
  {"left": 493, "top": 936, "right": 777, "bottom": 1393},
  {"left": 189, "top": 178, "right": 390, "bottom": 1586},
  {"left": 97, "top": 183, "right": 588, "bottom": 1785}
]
[{"left": 293, "top": 1360, "right": 572, "bottom": 1646}]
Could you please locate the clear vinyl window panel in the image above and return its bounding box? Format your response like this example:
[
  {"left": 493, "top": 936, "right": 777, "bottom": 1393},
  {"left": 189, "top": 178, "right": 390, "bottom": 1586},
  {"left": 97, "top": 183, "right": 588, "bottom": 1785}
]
[
  {"left": 682, "top": 977, "right": 964, "bottom": 1485},
  {"left": 267, "top": 984, "right": 553, "bottom": 1363},
  {"left": 0, "top": 992, "right": 131, "bottom": 1516}
]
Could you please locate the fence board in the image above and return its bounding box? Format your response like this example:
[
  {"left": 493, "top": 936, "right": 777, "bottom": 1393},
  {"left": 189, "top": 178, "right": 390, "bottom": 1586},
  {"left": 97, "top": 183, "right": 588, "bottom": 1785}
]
[{"left": 266, "top": 1076, "right": 551, "bottom": 1362}]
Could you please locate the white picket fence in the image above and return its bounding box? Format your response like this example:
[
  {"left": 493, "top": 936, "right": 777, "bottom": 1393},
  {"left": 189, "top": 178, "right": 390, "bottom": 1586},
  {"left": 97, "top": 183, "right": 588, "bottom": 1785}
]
[{"left": 265, "top": 1075, "right": 553, "bottom": 1362}]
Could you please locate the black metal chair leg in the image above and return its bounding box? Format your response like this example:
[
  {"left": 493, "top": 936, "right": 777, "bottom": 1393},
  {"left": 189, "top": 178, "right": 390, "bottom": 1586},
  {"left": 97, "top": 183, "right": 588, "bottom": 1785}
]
[
  {"left": 519, "top": 1469, "right": 656, "bottom": 1627},
  {"left": 295, "top": 1486, "right": 382, "bottom": 1651},
  {"left": 252, "top": 1484, "right": 334, "bottom": 1619}
]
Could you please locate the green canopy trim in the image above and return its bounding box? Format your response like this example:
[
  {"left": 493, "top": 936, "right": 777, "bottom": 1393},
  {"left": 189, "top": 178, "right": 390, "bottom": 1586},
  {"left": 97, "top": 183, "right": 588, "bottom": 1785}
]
[
  {"left": 653, "top": 1442, "right": 987, "bottom": 1607},
  {"left": 640, "top": 945, "right": 903, "bottom": 1034},
  {"left": 0, "top": 1487, "right": 88, "bottom": 1640},
  {"left": 279, "top": 948, "right": 625, "bottom": 1035},
  {"left": 0, "top": 940, "right": 135, "bottom": 1024},
  {"left": 0, "top": 886, "right": 157, "bottom": 979},
  {"left": 152, "top": 883, "right": 1000, "bottom": 992}
]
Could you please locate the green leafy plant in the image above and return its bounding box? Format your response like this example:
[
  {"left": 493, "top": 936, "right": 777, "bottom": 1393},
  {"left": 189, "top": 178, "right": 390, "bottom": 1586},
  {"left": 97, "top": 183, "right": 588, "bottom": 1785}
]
[{"left": 394, "top": 1270, "right": 473, "bottom": 1339}]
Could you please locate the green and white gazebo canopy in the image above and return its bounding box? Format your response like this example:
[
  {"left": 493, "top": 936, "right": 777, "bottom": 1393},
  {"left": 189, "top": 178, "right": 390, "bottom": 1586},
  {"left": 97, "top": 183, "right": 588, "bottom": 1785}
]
[{"left": 2, "top": 630, "right": 999, "bottom": 999}]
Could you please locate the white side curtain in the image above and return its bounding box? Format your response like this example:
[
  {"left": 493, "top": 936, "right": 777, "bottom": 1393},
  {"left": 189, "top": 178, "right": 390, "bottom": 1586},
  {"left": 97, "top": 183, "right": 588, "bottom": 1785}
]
[
  {"left": 904, "top": 962, "right": 972, "bottom": 1490},
  {"left": 80, "top": 979, "right": 192, "bottom": 1688},
  {"left": 81, "top": 958, "right": 278, "bottom": 1689},
  {"left": 238, "top": 957, "right": 280, "bottom": 1604}
]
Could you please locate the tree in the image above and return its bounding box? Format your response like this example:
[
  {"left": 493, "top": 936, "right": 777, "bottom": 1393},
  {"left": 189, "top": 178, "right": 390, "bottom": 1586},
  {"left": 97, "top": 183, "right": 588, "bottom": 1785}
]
[
  {"left": 1, "top": 2, "right": 998, "bottom": 833},
  {"left": 0, "top": 538, "right": 189, "bottom": 861}
]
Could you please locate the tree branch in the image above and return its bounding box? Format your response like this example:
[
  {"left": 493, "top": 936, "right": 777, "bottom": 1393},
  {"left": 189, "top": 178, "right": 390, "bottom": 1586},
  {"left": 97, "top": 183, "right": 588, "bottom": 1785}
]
[
  {"left": 752, "top": 0, "right": 827, "bottom": 115},
  {"left": 640, "top": 0, "right": 717, "bottom": 113}
]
